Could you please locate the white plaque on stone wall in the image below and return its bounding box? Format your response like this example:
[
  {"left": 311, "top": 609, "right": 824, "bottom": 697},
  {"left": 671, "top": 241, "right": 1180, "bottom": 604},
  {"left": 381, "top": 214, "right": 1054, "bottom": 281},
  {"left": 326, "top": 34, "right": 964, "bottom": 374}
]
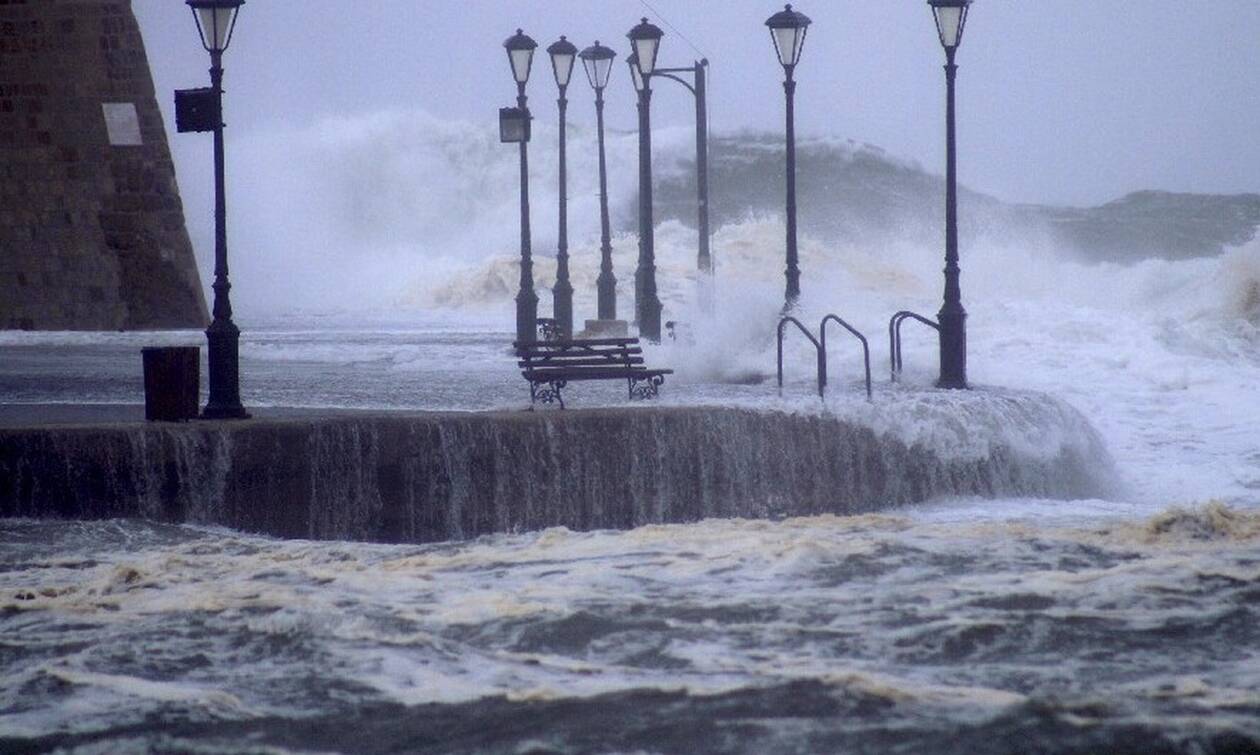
[{"left": 102, "top": 102, "right": 143, "bottom": 146}]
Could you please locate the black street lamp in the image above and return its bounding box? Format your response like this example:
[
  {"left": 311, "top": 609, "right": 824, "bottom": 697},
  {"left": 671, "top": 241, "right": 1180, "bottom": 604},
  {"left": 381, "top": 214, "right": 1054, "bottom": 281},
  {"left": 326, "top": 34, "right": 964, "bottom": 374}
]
[
  {"left": 766, "top": 4, "right": 811, "bottom": 309},
  {"left": 928, "top": 0, "right": 971, "bottom": 389},
  {"left": 579, "top": 41, "right": 619, "bottom": 323},
  {"left": 187, "top": 0, "right": 248, "bottom": 419},
  {"left": 649, "top": 60, "right": 712, "bottom": 278},
  {"left": 547, "top": 36, "right": 577, "bottom": 339},
  {"left": 627, "top": 18, "right": 664, "bottom": 342},
  {"left": 504, "top": 29, "right": 538, "bottom": 345}
]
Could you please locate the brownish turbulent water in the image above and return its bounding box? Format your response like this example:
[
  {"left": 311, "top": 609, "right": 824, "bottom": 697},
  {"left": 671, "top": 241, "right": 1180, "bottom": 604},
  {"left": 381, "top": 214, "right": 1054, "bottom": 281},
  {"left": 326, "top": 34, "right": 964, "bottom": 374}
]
[{"left": 2, "top": 503, "right": 1258, "bottom": 754}]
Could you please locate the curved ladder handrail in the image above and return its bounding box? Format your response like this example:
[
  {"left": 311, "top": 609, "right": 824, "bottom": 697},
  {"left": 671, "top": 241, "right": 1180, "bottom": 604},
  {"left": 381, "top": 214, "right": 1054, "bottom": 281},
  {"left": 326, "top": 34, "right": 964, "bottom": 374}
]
[
  {"left": 820, "top": 314, "right": 872, "bottom": 400},
  {"left": 777, "top": 316, "right": 824, "bottom": 398},
  {"left": 888, "top": 311, "right": 940, "bottom": 382}
]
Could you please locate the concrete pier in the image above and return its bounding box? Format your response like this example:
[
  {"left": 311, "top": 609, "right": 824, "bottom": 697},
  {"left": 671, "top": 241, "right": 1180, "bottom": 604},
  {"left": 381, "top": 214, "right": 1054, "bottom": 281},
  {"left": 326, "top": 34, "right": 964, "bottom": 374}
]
[{"left": 0, "top": 399, "right": 1115, "bottom": 544}]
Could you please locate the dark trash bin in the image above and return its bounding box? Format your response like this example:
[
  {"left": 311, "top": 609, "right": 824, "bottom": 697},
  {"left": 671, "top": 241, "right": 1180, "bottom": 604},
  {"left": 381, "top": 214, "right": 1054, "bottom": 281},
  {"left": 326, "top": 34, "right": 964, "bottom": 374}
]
[{"left": 142, "top": 346, "right": 200, "bottom": 422}]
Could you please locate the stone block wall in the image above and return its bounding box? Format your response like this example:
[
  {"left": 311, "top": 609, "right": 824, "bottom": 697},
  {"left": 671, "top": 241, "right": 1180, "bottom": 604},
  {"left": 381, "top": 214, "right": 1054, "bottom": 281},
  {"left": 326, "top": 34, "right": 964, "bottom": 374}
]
[{"left": 0, "top": 0, "right": 207, "bottom": 330}]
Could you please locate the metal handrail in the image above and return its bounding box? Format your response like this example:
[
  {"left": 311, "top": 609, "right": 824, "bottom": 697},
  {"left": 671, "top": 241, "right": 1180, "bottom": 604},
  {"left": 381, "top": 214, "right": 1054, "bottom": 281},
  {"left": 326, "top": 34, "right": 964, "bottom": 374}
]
[
  {"left": 888, "top": 310, "right": 940, "bottom": 382},
  {"left": 820, "top": 315, "right": 873, "bottom": 400},
  {"left": 777, "top": 316, "right": 824, "bottom": 398}
]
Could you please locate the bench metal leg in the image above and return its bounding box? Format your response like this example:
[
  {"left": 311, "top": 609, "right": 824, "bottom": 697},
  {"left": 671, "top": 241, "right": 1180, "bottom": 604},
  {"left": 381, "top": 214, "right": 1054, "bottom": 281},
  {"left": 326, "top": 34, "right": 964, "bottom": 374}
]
[
  {"left": 530, "top": 379, "right": 566, "bottom": 409},
  {"left": 628, "top": 374, "right": 665, "bottom": 401}
]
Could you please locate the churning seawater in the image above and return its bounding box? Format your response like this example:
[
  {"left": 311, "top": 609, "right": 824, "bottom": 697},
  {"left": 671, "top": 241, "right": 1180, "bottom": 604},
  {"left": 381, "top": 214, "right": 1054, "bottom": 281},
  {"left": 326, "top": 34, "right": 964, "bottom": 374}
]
[{"left": 3, "top": 117, "right": 1260, "bottom": 752}]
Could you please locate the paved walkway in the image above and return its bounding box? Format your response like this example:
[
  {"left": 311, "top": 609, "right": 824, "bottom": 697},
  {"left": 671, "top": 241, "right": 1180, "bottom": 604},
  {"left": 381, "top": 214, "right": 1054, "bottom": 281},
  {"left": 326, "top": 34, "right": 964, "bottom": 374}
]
[{"left": 0, "top": 404, "right": 375, "bottom": 428}]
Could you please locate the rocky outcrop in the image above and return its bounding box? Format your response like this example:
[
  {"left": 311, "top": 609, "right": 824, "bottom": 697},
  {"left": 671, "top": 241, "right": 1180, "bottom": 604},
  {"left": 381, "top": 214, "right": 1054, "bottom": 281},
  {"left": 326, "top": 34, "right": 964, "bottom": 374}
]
[{"left": 652, "top": 135, "right": 1260, "bottom": 262}]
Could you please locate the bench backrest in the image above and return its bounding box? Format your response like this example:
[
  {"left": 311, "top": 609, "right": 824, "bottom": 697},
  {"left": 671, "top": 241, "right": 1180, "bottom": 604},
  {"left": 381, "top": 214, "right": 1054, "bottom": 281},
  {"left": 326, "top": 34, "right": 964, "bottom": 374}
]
[{"left": 514, "top": 338, "right": 643, "bottom": 370}]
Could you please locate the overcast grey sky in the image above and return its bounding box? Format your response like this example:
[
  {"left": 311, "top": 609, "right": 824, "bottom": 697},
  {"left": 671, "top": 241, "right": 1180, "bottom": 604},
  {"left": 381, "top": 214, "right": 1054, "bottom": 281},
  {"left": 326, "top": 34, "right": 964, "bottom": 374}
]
[{"left": 136, "top": 1, "right": 1260, "bottom": 207}]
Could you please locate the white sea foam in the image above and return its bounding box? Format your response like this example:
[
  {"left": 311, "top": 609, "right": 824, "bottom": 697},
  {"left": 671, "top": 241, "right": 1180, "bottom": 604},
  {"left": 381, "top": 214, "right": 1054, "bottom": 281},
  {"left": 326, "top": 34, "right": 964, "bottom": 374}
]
[{"left": 3, "top": 505, "right": 1259, "bottom": 741}]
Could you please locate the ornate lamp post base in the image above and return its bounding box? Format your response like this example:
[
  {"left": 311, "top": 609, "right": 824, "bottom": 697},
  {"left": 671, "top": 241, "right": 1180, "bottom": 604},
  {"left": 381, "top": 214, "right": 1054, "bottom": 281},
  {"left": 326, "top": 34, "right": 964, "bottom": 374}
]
[
  {"left": 552, "top": 279, "right": 573, "bottom": 339},
  {"left": 936, "top": 307, "right": 967, "bottom": 390},
  {"left": 202, "top": 319, "right": 249, "bottom": 419},
  {"left": 516, "top": 287, "right": 539, "bottom": 345}
]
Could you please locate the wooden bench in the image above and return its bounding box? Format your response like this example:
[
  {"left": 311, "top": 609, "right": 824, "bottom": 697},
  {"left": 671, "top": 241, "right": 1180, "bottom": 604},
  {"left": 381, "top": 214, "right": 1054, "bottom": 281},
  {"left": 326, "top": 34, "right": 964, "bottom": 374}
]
[{"left": 514, "top": 337, "right": 674, "bottom": 409}]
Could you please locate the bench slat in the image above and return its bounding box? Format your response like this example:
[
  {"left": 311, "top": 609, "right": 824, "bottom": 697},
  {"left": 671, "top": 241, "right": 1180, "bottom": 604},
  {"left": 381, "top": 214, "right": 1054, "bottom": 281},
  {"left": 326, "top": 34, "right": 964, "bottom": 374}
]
[
  {"left": 515, "top": 337, "right": 639, "bottom": 349},
  {"left": 519, "top": 349, "right": 642, "bottom": 360},
  {"left": 524, "top": 368, "right": 672, "bottom": 382},
  {"left": 519, "top": 357, "right": 645, "bottom": 369},
  {"left": 518, "top": 345, "right": 642, "bottom": 356}
]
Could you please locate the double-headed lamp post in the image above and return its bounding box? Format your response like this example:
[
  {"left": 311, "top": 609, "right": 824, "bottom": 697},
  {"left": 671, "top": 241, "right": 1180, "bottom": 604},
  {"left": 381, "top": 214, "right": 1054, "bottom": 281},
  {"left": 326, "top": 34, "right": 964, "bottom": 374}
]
[
  {"left": 547, "top": 36, "right": 577, "bottom": 339},
  {"left": 579, "top": 41, "right": 618, "bottom": 322},
  {"left": 929, "top": 0, "right": 971, "bottom": 389},
  {"left": 627, "top": 18, "right": 664, "bottom": 343},
  {"left": 504, "top": 29, "right": 538, "bottom": 345},
  {"left": 188, "top": 0, "right": 248, "bottom": 419},
  {"left": 765, "top": 4, "right": 811, "bottom": 310}
]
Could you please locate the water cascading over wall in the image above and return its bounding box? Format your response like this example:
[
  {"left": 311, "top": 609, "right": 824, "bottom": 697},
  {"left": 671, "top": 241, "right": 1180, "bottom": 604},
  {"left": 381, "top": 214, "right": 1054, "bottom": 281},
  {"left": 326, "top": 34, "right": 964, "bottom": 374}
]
[
  {"left": 0, "top": 403, "right": 1116, "bottom": 543},
  {"left": 0, "top": 0, "right": 206, "bottom": 330}
]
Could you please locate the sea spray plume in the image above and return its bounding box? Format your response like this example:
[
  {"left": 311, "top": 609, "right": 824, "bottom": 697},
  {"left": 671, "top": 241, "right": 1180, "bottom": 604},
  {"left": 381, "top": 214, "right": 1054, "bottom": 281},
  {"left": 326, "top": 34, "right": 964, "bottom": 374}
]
[
  {"left": 1224, "top": 239, "right": 1260, "bottom": 324},
  {"left": 216, "top": 118, "right": 1258, "bottom": 314},
  {"left": 220, "top": 110, "right": 695, "bottom": 313}
]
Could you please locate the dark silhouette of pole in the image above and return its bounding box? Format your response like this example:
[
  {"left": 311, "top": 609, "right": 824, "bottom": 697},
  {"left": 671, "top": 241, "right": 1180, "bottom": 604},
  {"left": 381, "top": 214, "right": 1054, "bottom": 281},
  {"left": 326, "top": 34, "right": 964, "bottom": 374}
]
[
  {"left": 515, "top": 80, "right": 537, "bottom": 345},
  {"left": 628, "top": 18, "right": 664, "bottom": 342},
  {"left": 937, "top": 45, "right": 967, "bottom": 389},
  {"left": 648, "top": 59, "right": 712, "bottom": 309},
  {"left": 695, "top": 60, "right": 710, "bottom": 274},
  {"left": 594, "top": 85, "right": 616, "bottom": 319},
  {"left": 766, "top": 4, "right": 810, "bottom": 310},
  {"left": 635, "top": 81, "right": 662, "bottom": 342},
  {"left": 548, "top": 36, "right": 577, "bottom": 339},
  {"left": 783, "top": 67, "right": 800, "bottom": 307},
  {"left": 202, "top": 49, "right": 248, "bottom": 419},
  {"left": 553, "top": 82, "right": 572, "bottom": 338},
  {"left": 651, "top": 62, "right": 712, "bottom": 276}
]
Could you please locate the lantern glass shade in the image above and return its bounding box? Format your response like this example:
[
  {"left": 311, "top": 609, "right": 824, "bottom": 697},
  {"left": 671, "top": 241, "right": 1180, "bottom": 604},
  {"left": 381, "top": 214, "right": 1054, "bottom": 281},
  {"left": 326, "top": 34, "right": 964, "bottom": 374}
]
[
  {"left": 627, "top": 18, "right": 663, "bottom": 76},
  {"left": 504, "top": 29, "right": 538, "bottom": 85},
  {"left": 627, "top": 54, "right": 645, "bottom": 93},
  {"left": 187, "top": 0, "right": 243, "bottom": 53},
  {"left": 547, "top": 36, "right": 578, "bottom": 88},
  {"left": 772, "top": 27, "right": 805, "bottom": 66},
  {"left": 929, "top": 1, "right": 970, "bottom": 49},
  {"left": 580, "top": 42, "right": 616, "bottom": 90},
  {"left": 766, "top": 5, "right": 811, "bottom": 68},
  {"left": 552, "top": 53, "right": 574, "bottom": 87},
  {"left": 583, "top": 56, "right": 613, "bottom": 90}
]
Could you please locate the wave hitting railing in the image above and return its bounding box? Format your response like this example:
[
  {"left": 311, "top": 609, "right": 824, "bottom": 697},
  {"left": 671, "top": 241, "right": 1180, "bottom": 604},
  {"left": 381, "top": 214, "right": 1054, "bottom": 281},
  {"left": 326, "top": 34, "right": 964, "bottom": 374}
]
[
  {"left": 777, "top": 315, "right": 873, "bottom": 400},
  {"left": 888, "top": 311, "right": 940, "bottom": 383}
]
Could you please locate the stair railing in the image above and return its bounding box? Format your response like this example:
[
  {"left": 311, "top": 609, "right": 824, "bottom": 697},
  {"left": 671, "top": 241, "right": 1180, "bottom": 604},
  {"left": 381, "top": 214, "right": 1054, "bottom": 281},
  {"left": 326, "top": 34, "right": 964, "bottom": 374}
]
[
  {"left": 777, "top": 316, "right": 825, "bottom": 398},
  {"left": 888, "top": 311, "right": 939, "bottom": 382},
  {"left": 821, "top": 314, "right": 872, "bottom": 399},
  {"left": 778, "top": 315, "right": 873, "bottom": 400}
]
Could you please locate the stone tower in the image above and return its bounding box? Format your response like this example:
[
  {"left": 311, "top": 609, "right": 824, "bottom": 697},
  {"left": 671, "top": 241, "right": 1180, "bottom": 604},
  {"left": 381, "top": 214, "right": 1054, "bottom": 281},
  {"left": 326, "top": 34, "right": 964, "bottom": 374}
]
[{"left": 0, "top": 0, "right": 207, "bottom": 331}]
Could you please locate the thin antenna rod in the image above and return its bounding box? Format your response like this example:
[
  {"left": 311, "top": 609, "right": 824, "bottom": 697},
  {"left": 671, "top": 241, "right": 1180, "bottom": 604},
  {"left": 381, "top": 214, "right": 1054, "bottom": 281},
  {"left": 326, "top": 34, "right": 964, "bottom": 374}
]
[{"left": 638, "top": 0, "right": 708, "bottom": 59}]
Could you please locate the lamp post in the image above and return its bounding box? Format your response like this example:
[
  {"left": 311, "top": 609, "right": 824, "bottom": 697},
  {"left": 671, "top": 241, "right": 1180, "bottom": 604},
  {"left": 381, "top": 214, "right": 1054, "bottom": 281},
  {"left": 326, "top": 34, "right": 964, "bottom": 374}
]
[
  {"left": 547, "top": 36, "right": 577, "bottom": 339},
  {"left": 579, "top": 41, "right": 618, "bottom": 323},
  {"left": 766, "top": 4, "right": 811, "bottom": 310},
  {"left": 505, "top": 29, "right": 538, "bottom": 345},
  {"left": 928, "top": 0, "right": 971, "bottom": 389},
  {"left": 627, "top": 18, "right": 664, "bottom": 342},
  {"left": 187, "top": 0, "right": 248, "bottom": 420},
  {"left": 648, "top": 60, "right": 712, "bottom": 278}
]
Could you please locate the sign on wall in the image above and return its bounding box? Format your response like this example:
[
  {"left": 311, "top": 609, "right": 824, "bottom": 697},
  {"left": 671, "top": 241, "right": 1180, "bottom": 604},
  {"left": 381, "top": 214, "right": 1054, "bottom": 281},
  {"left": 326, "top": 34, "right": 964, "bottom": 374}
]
[{"left": 102, "top": 102, "right": 143, "bottom": 146}]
